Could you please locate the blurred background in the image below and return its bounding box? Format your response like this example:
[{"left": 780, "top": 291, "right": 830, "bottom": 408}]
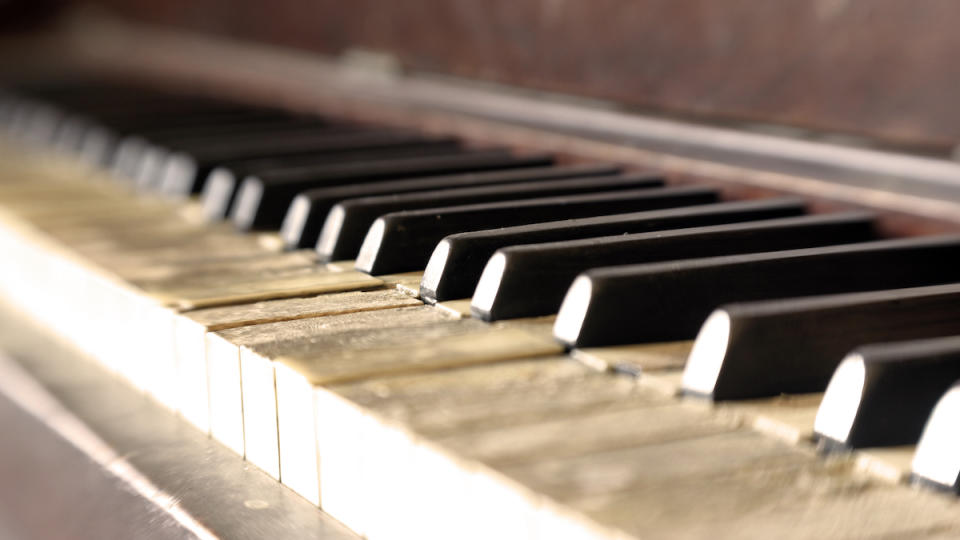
[{"left": 2, "top": 0, "right": 960, "bottom": 159}]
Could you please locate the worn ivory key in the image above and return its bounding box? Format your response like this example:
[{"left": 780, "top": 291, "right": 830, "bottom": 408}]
[
  {"left": 146, "top": 267, "right": 383, "bottom": 310},
  {"left": 0, "top": 171, "right": 406, "bottom": 422},
  {"left": 312, "top": 353, "right": 960, "bottom": 540},
  {"left": 205, "top": 306, "right": 454, "bottom": 474},
  {"left": 215, "top": 309, "right": 561, "bottom": 505},
  {"left": 25, "top": 199, "right": 385, "bottom": 310},
  {"left": 539, "top": 439, "right": 960, "bottom": 540},
  {"left": 172, "top": 287, "right": 421, "bottom": 442},
  {"left": 311, "top": 356, "right": 715, "bottom": 538},
  {"left": 271, "top": 320, "right": 561, "bottom": 505}
]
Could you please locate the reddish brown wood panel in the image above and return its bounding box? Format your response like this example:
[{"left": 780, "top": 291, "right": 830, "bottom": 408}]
[{"left": 42, "top": 0, "right": 960, "bottom": 150}]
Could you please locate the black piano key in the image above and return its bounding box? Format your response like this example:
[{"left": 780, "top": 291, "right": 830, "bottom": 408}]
[
  {"left": 5, "top": 89, "right": 247, "bottom": 142},
  {"left": 106, "top": 113, "right": 320, "bottom": 180},
  {"left": 101, "top": 108, "right": 298, "bottom": 136},
  {"left": 813, "top": 336, "right": 960, "bottom": 451},
  {"left": 200, "top": 142, "right": 477, "bottom": 222},
  {"left": 354, "top": 186, "right": 719, "bottom": 275},
  {"left": 683, "top": 284, "right": 960, "bottom": 401},
  {"left": 421, "top": 198, "right": 808, "bottom": 304},
  {"left": 106, "top": 115, "right": 308, "bottom": 171},
  {"left": 129, "top": 116, "right": 335, "bottom": 143},
  {"left": 113, "top": 120, "right": 354, "bottom": 189},
  {"left": 317, "top": 173, "right": 663, "bottom": 262},
  {"left": 911, "top": 379, "right": 960, "bottom": 493},
  {"left": 471, "top": 212, "right": 876, "bottom": 321},
  {"left": 158, "top": 132, "right": 461, "bottom": 197},
  {"left": 128, "top": 121, "right": 364, "bottom": 182},
  {"left": 280, "top": 164, "right": 622, "bottom": 250},
  {"left": 553, "top": 235, "right": 960, "bottom": 348},
  {"left": 230, "top": 151, "right": 554, "bottom": 231}
]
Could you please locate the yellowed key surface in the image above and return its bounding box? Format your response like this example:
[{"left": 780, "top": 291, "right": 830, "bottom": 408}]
[
  {"left": 175, "top": 289, "right": 421, "bottom": 434},
  {"left": 207, "top": 306, "right": 452, "bottom": 474},
  {"left": 571, "top": 341, "right": 692, "bottom": 374},
  {"left": 246, "top": 314, "right": 559, "bottom": 506},
  {"left": 309, "top": 359, "right": 723, "bottom": 539}
]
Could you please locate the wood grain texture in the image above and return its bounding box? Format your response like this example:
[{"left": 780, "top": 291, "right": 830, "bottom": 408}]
[
  {"left": 312, "top": 359, "right": 722, "bottom": 538},
  {"left": 121, "top": 249, "right": 319, "bottom": 285},
  {"left": 147, "top": 269, "right": 384, "bottom": 310},
  {"left": 333, "top": 357, "right": 680, "bottom": 439},
  {"left": 175, "top": 288, "right": 421, "bottom": 432},
  {"left": 206, "top": 307, "right": 452, "bottom": 454},
  {"left": 332, "top": 358, "right": 734, "bottom": 467},
  {"left": 184, "top": 289, "right": 421, "bottom": 331},
  {"left": 557, "top": 450, "right": 960, "bottom": 540},
  {"left": 273, "top": 320, "right": 562, "bottom": 386},
  {"left": 855, "top": 447, "right": 917, "bottom": 484},
  {"left": 90, "top": 0, "right": 960, "bottom": 151},
  {"left": 316, "top": 354, "right": 960, "bottom": 539},
  {"left": 714, "top": 393, "right": 823, "bottom": 445},
  {"left": 215, "top": 305, "right": 454, "bottom": 353}
]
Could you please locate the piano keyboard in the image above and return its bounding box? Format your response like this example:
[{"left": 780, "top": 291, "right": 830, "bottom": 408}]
[{"left": 4, "top": 83, "right": 960, "bottom": 539}]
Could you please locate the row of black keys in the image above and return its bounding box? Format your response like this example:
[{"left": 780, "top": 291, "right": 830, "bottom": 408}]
[{"left": 5, "top": 84, "right": 960, "bottom": 493}]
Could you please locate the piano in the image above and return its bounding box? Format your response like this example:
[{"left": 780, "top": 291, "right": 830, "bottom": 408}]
[{"left": 2, "top": 3, "right": 960, "bottom": 539}]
